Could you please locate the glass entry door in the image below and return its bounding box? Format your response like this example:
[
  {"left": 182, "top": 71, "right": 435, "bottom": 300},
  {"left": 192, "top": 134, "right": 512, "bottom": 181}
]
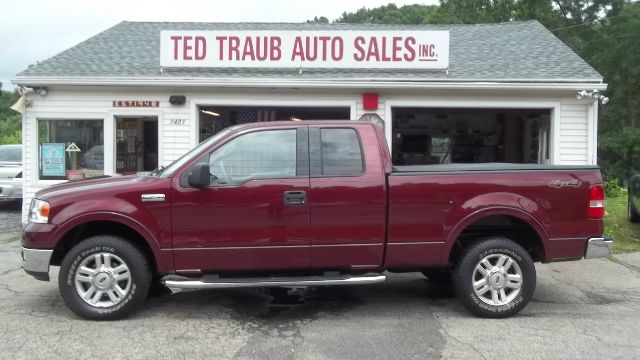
[{"left": 115, "top": 116, "right": 158, "bottom": 174}]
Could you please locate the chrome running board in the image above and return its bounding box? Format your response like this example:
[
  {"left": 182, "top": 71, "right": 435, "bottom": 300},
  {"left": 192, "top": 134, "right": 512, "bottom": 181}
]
[{"left": 161, "top": 274, "right": 386, "bottom": 293}]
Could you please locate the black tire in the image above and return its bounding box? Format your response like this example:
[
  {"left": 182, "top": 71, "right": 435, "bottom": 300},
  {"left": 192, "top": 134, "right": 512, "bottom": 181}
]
[
  {"left": 58, "top": 235, "right": 152, "bottom": 320},
  {"left": 421, "top": 269, "right": 452, "bottom": 284},
  {"left": 453, "top": 237, "right": 536, "bottom": 318},
  {"left": 628, "top": 195, "right": 640, "bottom": 223}
]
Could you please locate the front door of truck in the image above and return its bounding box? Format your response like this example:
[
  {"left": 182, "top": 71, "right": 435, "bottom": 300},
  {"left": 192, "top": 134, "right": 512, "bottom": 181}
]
[{"left": 170, "top": 127, "right": 310, "bottom": 272}]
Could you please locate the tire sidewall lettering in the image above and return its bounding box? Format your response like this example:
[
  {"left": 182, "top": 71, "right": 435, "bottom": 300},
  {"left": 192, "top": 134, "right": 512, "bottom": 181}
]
[
  {"left": 66, "top": 246, "right": 123, "bottom": 286},
  {"left": 456, "top": 238, "right": 535, "bottom": 318},
  {"left": 64, "top": 244, "right": 136, "bottom": 313},
  {"left": 471, "top": 248, "right": 525, "bottom": 312}
]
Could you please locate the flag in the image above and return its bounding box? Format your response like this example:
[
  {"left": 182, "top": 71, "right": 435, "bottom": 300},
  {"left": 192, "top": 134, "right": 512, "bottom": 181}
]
[
  {"left": 257, "top": 110, "right": 277, "bottom": 122},
  {"left": 235, "top": 109, "right": 277, "bottom": 124}
]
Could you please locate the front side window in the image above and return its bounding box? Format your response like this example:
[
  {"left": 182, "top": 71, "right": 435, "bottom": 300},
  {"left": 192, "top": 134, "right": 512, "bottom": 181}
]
[
  {"left": 38, "top": 120, "right": 104, "bottom": 180},
  {"left": 320, "top": 128, "right": 364, "bottom": 176},
  {"left": 208, "top": 129, "right": 297, "bottom": 185}
]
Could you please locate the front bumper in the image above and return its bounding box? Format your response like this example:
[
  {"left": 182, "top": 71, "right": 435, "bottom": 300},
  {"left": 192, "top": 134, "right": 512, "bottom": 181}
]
[
  {"left": 585, "top": 237, "right": 613, "bottom": 259},
  {"left": 21, "top": 247, "right": 53, "bottom": 281}
]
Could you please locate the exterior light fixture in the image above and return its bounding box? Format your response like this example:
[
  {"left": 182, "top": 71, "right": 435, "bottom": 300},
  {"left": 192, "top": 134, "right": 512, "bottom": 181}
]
[
  {"left": 576, "top": 90, "right": 608, "bottom": 105},
  {"left": 36, "top": 87, "right": 48, "bottom": 96},
  {"left": 576, "top": 90, "right": 589, "bottom": 100},
  {"left": 201, "top": 110, "right": 220, "bottom": 117},
  {"left": 169, "top": 95, "right": 186, "bottom": 105}
]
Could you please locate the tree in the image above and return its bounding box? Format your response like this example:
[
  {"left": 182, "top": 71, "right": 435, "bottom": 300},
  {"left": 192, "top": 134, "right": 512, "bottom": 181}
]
[
  {"left": 0, "top": 90, "right": 21, "bottom": 145},
  {"left": 307, "top": 16, "right": 329, "bottom": 24},
  {"left": 334, "top": 3, "right": 441, "bottom": 24},
  {"left": 437, "top": 0, "right": 517, "bottom": 23}
]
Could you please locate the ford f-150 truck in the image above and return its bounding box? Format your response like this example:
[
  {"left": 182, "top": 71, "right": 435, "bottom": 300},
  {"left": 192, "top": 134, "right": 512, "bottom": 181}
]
[{"left": 22, "top": 120, "right": 612, "bottom": 320}]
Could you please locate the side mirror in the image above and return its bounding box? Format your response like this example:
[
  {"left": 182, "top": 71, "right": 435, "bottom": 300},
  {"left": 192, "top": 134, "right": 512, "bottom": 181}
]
[{"left": 188, "top": 163, "right": 211, "bottom": 188}]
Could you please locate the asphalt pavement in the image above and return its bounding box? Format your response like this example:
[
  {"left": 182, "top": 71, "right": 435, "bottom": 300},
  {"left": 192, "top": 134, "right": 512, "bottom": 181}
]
[{"left": 1, "top": 200, "right": 639, "bottom": 359}]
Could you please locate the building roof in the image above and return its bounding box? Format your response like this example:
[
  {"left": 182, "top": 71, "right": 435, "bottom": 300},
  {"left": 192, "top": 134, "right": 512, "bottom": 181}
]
[{"left": 15, "top": 21, "right": 604, "bottom": 85}]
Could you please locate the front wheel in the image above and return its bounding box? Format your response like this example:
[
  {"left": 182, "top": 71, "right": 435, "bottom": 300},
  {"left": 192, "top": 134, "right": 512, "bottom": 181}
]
[
  {"left": 58, "top": 235, "right": 152, "bottom": 320},
  {"left": 453, "top": 237, "right": 536, "bottom": 318}
]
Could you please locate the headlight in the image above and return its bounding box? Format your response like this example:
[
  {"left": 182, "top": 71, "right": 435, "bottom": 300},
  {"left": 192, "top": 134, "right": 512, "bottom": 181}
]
[{"left": 29, "top": 199, "right": 50, "bottom": 224}]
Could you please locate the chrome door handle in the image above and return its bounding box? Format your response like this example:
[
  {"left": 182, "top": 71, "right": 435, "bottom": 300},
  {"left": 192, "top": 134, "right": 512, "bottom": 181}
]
[{"left": 141, "top": 194, "right": 166, "bottom": 202}]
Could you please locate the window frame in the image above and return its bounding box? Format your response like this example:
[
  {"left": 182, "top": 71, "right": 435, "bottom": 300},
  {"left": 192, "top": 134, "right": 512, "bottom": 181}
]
[
  {"left": 309, "top": 126, "right": 366, "bottom": 178},
  {"left": 180, "top": 127, "right": 309, "bottom": 188},
  {"left": 36, "top": 118, "right": 106, "bottom": 181}
]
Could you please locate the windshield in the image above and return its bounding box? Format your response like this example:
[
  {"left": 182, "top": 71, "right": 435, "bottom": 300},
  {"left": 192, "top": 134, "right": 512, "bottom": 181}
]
[
  {"left": 0, "top": 146, "right": 21, "bottom": 162},
  {"left": 158, "top": 127, "right": 235, "bottom": 177}
]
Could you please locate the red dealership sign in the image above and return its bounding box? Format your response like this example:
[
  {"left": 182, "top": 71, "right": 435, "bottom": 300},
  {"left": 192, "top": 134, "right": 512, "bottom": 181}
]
[{"left": 160, "top": 30, "right": 449, "bottom": 69}]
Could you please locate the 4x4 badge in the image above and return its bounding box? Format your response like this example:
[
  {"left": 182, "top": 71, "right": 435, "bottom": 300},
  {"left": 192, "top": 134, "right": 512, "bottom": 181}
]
[{"left": 549, "top": 179, "right": 582, "bottom": 188}]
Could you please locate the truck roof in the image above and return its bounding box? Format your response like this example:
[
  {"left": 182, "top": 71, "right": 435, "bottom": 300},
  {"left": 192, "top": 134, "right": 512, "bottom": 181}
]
[{"left": 229, "top": 120, "right": 374, "bottom": 131}]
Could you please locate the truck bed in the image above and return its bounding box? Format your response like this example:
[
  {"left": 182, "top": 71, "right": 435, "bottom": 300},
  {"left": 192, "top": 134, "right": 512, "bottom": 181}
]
[{"left": 385, "top": 163, "right": 603, "bottom": 268}]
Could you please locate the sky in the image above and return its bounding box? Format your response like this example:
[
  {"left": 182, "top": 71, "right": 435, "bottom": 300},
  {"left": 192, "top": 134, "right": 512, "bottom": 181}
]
[{"left": 0, "top": 0, "right": 438, "bottom": 90}]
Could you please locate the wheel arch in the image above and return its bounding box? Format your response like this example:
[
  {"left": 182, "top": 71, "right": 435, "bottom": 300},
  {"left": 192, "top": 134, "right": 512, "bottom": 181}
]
[
  {"left": 49, "top": 213, "right": 169, "bottom": 274},
  {"left": 441, "top": 207, "right": 549, "bottom": 266}
]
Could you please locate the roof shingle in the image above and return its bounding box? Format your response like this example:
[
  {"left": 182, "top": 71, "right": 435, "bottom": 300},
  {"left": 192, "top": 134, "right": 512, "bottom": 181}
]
[{"left": 16, "top": 20, "right": 603, "bottom": 83}]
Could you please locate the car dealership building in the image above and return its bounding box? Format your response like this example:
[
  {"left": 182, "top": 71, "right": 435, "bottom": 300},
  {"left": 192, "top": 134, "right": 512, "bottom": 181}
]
[{"left": 14, "top": 20, "right": 606, "bottom": 222}]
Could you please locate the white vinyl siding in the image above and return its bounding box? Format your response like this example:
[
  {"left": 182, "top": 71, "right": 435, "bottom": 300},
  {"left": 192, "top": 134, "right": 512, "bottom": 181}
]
[
  {"left": 558, "top": 100, "right": 590, "bottom": 165},
  {"left": 20, "top": 88, "right": 594, "bottom": 222}
]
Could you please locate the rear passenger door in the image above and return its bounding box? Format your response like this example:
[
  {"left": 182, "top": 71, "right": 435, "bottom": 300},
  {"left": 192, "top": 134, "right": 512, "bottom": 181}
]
[{"left": 308, "top": 125, "right": 387, "bottom": 269}]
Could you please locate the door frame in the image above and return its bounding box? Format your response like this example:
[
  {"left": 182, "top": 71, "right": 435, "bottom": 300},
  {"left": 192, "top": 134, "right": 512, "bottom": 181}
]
[{"left": 108, "top": 108, "right": 163, "bottom": 175}]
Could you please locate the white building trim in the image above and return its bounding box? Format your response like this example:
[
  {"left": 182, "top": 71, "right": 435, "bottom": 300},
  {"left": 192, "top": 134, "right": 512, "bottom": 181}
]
[{"left": 14, "top": 77, "right": 608, "bottom": 91}]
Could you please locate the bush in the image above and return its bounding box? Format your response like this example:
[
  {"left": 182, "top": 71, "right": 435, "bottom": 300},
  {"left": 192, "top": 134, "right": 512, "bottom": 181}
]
[{"left": 604, "top": 177, "right": 623, "bottom": 198}]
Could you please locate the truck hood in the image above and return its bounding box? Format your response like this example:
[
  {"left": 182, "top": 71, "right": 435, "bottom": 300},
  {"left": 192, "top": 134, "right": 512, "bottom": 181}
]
[{"left": 35, "top": 175, "right": 147, "bottom": 199}]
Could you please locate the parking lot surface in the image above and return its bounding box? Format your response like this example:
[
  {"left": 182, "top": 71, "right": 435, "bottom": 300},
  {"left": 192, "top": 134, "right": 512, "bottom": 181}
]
[{"left": 1, "top": 200, "right": 640, "bottom": 359}]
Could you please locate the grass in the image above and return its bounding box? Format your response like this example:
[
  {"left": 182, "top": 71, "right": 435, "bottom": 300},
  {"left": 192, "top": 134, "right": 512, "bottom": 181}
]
[{"left": 605, "top": 190, "right": 640, "bottom": 253}]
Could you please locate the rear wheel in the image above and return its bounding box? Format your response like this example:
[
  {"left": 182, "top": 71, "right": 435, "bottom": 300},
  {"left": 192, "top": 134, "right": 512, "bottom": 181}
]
[
  {"left": 58, "top": 235, "right": 152, "bottom": 320},
  {"left": 453, "top": 237, "right": 536, "bottom": 318},
  {"left": 628, "top": 195, "right": 640, "bottom": 223}
]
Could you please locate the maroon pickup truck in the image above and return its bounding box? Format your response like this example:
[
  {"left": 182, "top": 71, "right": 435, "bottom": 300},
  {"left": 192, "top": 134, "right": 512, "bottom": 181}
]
[{"left": 22, "top": 120, "right": 612, "bottom": 320}]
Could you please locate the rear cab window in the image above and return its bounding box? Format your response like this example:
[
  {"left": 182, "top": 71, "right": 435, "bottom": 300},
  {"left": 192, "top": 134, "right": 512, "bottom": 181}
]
[{"left": 311, "top": 127, "right": 365, "bottom": 177}]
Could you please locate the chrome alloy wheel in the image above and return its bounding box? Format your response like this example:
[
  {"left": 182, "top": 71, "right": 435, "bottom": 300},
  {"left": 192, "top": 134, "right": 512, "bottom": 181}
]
[
  {"left": 74, "top": 252, "right": 132, "bottom": 308},
  {"left": 472, "top": 254, "right": 523, "bottom": 306}
]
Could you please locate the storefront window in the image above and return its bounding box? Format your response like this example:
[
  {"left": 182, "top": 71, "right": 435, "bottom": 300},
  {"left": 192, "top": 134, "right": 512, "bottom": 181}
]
[{"left": 38, "top": 119, "right": 104, "bottom": 180}]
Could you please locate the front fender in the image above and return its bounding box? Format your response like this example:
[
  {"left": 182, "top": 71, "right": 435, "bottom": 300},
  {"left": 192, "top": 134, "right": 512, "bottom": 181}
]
[{"left": 49, "top": 211, "right": 170, "bottom": 273}]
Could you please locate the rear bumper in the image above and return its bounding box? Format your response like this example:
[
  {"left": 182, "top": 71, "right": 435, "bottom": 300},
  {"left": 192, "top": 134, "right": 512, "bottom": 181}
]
[
  {"left": 585, "top": 237, "right": 613, "bottom": 259},
  {"left": 21, "top": 247, "right": 53, "bottom": 281}
]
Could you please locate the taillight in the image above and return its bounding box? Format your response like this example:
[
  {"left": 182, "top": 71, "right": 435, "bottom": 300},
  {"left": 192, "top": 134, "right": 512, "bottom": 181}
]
[{"left": 588, "top": 185, "right": 605, "bottom": 219}]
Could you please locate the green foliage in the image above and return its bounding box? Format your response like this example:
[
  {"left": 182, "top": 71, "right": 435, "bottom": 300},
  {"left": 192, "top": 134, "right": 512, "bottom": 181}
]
[
  {"left": 335, "top": 3, "right": 441, "bottom": 24},
  {"left": 599, "top": 127, "right": 640, "bottom": 181},
  {"left": 0, "top": 90, "right": 21, "bottom": 145},
  {"left": 604, "top": 176, "right": 623, "bottom": 198},
  {"left": 307, "top": 16, "right": 329, "bottom": 24},
  {"left": 604, "top": 194, "right": 640, "bottom": 252}
]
